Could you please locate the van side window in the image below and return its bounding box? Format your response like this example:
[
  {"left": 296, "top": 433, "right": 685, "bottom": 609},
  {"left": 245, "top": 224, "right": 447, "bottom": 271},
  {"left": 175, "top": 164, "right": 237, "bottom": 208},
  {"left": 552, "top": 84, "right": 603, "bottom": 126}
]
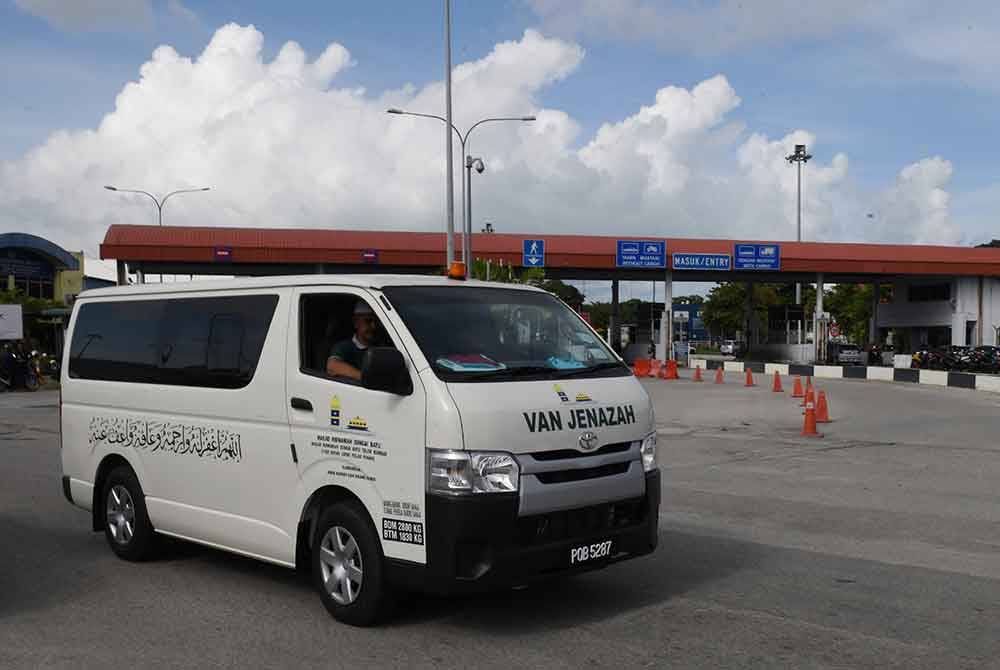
[
  {"left": 299, "top": 293, "right": 393, "bottom": 382},
  {"left": 69, "top": 295, "right": 278, "bottom": 388},
  {"left": 68, "top": 300, "right": 164, "bottom": 383}
]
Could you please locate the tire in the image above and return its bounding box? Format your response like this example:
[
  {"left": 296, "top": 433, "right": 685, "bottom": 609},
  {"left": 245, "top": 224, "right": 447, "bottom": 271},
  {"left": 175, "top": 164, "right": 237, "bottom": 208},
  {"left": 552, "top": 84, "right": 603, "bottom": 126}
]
[
  {"left": 312, "top": 501, "right": 391, "bottom": 626},
  {"left": 102, "top": 465, "right": 157, "bottom": 561}
]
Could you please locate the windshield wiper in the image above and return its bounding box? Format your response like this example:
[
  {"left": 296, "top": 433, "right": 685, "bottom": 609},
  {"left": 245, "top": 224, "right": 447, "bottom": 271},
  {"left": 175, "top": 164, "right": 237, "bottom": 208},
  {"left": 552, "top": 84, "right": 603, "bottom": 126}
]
[{"left": 555, "top": 361, "right": 628, "bottom": 378}]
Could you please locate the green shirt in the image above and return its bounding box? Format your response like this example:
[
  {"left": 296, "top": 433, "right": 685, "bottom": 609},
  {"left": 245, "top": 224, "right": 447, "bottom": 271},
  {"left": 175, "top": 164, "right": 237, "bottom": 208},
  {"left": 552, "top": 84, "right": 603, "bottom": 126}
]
[{"left": 329, "top": 337, "right": 367, "bottom": 370}]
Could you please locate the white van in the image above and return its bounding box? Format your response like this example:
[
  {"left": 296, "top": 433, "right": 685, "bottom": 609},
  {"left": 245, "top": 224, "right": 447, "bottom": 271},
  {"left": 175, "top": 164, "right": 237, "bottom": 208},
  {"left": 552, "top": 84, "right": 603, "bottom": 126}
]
[{"left": 60, "top": 275, "right": 660, "bottom": 625}]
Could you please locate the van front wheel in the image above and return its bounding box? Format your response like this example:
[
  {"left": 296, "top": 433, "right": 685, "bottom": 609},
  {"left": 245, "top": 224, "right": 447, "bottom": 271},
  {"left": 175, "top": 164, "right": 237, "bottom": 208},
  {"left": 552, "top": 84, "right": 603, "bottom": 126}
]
[{"left": 312, "top": 502, "right": 390, "bottom": 626}]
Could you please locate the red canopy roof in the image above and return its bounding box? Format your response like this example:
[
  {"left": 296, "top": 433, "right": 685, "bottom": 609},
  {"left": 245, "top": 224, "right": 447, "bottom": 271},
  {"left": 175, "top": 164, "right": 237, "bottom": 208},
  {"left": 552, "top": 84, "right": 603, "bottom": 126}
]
[{"left": 100, "top": 225, "right": 1000, "bottom": 277}]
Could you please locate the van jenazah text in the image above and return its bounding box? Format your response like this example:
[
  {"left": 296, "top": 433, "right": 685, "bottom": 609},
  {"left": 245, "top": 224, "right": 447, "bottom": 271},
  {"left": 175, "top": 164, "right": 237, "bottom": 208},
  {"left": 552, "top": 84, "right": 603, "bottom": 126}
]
[{"left": 523, "top": 405, "right": 636, "bottom": 433}]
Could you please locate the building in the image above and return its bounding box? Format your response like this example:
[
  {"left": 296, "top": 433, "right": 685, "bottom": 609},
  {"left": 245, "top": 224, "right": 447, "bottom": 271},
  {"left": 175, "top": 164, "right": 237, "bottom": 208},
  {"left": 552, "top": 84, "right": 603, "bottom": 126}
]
[
  {"left": 1, "top": 232, "right": 115, "bottom": 350},
  {"left": 876, "top": 277, "right": 1000, "bottom": 349}
]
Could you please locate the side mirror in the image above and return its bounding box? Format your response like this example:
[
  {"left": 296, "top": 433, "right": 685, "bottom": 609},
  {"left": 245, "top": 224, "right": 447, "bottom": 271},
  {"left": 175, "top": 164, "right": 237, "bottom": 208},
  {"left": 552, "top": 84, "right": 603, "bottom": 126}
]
[{"left": 361, "top": 347, "right": 412, "bottom": 395}]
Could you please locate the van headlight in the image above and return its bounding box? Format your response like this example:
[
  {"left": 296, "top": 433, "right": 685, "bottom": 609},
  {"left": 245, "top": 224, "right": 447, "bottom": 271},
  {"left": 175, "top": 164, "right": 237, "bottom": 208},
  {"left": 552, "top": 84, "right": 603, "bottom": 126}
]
[
  {"left": 640, "top": 432, "right": 658, "bottom": 472},
  {"left": 427, "top": 449, "right": 520, "bottom": 494}
]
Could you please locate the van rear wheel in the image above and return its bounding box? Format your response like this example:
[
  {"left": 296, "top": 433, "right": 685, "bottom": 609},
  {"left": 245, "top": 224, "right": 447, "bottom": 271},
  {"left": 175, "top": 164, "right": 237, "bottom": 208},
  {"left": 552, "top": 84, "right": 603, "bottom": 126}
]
[
  {"left": 312, "top": 501, "right": 390, "bottom": 626},
  {"left": 102, "top": 465, "right": 156, "bottom": 561}
]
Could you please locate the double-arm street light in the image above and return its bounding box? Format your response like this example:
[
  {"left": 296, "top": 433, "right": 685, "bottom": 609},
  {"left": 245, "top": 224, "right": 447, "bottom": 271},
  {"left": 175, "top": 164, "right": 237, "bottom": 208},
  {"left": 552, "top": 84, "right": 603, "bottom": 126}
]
[
  {"left": 387, "top": 108, "right": 534, "bottom": 277},
  {"left": 104, "top": 185, "right": 211, "bottom": 226}
]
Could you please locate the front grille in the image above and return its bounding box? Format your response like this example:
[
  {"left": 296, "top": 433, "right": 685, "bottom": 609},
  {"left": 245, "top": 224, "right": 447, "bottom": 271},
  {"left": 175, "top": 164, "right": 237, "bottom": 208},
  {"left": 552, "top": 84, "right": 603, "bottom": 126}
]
[
  {"left": 535, "top": 461, "right": 630, "bottom": 484},
  {"left": 515, "top": 498, "right": 646, "bottom": 546},
  {"left": 529, "top": 441, "right": 632, "bottom": 462}
]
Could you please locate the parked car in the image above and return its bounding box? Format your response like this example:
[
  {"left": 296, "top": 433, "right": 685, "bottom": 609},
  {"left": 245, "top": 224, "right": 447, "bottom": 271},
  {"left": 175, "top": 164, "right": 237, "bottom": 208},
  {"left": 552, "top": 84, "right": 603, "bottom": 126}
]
[
  {"left": 720, "top": 339, "right": 736, "bottom": 355},
  {"left": 835, "top": 343, "right": 863, "bottom": 366}
]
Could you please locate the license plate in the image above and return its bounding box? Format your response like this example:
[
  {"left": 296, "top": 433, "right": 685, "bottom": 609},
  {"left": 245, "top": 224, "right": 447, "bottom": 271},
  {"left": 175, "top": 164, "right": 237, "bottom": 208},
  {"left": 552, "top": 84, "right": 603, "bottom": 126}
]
[{"left": 569, "top": 540, "right": 613, "bottom": 565}]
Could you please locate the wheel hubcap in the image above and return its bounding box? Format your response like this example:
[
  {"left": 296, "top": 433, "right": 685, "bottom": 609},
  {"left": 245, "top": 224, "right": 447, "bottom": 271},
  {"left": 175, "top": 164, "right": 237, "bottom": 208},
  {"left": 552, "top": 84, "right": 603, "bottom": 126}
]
[
  {"left": 106, "top": 485, "right": 136, "bottom": 545},
  {"left": 319, "top": 526, "right": 363, "bottom": 605}
]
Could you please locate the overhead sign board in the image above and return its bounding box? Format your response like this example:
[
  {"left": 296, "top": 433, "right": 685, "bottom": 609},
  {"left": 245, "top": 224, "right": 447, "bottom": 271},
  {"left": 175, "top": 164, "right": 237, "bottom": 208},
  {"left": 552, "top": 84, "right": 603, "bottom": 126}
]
[
  {"left": 616, "top": 240, "right": 666, "bottom": 268},
  {"left": 671, "top": 253, "right": 731, "bottom": 271},
  {"left": 734, "top": 243, "right": 780, "bottom": 270},
  {"left": 522, "top": 239, "right": 545, "bottom": 267},
  {"left": 0, "top": 304, "right": 24, "bottom": 340}
]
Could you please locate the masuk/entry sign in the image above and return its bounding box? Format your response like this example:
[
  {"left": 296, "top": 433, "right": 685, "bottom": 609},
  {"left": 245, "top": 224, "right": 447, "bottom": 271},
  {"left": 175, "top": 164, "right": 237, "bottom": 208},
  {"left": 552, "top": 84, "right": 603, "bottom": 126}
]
[{"left": 671, "top": 253, "right": 731, "bottom": 271}]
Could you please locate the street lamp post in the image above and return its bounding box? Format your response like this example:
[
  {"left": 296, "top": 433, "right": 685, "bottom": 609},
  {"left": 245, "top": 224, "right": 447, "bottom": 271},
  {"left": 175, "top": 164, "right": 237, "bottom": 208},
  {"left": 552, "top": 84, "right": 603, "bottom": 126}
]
[
  {"left": 785, "top": 143, "right": 812, "bottom": 305},
  {"left": 104, "top": 185, "right": 211, "bottom": 227},
  {"left": 387, "top": 109, "right": 534, "bottom": 277},
  {"left": 443, "top": 0, "right": 455, "bottom": 267}
]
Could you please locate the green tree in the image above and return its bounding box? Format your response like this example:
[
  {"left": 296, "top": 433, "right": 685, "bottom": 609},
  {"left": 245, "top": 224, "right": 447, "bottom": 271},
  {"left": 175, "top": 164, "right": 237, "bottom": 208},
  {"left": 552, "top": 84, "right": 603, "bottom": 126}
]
[
  {"left": 702, "top": 283, "right": 783, "bottom": 338},
  {"left": 469, "top": 258, "right": 543, "bottom": 285},
  {"left": 673, "top": 295, "right": 705, "bottom": 305},
  {"left": 823, "top": 283, "right": 889, "bottom": 344},
  {"left": 0, "top": 288, "right": 62, "bottom": 314},
  {"left": 538, "top": 279, "right": 584, "bottom": 310}
]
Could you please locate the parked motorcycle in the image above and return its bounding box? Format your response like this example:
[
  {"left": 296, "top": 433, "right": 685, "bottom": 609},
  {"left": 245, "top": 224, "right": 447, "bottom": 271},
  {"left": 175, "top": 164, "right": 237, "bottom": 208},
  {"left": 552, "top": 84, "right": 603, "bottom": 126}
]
[
  {"left": 0, "top": 344, "right": 40, "bottom": 392},
  {"left": 970, "top": 346, "right": 1000, "bottom": 373},
  {"left": 911, "top": 346, "right": 960, "bottom": 371}
]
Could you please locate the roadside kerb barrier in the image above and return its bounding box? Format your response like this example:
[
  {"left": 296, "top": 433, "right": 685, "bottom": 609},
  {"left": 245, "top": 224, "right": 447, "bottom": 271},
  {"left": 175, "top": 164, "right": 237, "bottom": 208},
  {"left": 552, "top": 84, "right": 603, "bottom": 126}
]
[{"left": 689, "top": 358, "right": 1000, "bottom": 395}]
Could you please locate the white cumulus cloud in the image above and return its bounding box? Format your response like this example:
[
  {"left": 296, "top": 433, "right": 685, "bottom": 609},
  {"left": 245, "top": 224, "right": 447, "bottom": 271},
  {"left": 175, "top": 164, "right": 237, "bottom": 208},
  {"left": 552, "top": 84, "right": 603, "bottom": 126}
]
[
  {"left": 0, "top": 23, "right": 966, "bottom": 260},
  {"left": 873, "top": 157, "right": 959, "bottom": 244}
]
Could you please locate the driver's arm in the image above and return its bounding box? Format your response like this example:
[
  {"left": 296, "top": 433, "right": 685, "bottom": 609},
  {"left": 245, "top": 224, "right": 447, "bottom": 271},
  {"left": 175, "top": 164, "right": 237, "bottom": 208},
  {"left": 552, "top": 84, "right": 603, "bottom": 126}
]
[{"left": 326, "top": 357, "right": 361, "bottom": 380}]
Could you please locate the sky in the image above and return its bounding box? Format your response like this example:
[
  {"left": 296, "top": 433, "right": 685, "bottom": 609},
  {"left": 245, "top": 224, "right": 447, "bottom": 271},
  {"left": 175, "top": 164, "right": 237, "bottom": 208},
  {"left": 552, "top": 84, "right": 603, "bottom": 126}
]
[{"left": 2, "top": 1, "right": 1000, "bottom": 298}]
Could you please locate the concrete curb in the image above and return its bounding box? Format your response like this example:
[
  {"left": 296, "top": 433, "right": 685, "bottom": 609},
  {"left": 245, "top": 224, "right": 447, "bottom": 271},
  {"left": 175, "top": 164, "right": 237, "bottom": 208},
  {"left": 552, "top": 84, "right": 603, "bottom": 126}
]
[{"left": 689, "top": 358, "right": 1000, "bottom": 394}]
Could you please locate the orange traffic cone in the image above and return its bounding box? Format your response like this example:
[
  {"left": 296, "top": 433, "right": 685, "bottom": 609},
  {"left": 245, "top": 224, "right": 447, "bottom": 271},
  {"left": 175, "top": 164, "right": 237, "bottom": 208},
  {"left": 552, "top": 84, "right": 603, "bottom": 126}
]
[
  {"left": 801, "top": 397, "right": 822, "bottom": 437},
  {"left": 792, "top": 375, "right": 804, "bottom": 398},
  {"left": 692, "top": 366, "right": 704, "bottom": 382},
  {"left": 648, "top": 359, "right": 662, "bottom": 378},
  {"left": 816, "top": 391, "right": 832, "bottom": 423},
  {"left": 714, "top": 367, "right": 725, "bottom": 384},
  {"left": 800, "top": 378, "right": 814, "bottom": 406},
  {"left": 745, "top": 368, "right": 755, "bottom": 387},
  {"left": 663, "top": 359, "right": 680, "bottom": 380},
  {"left": 772, "top": 371, "right": 784, "bottom": 392},
  {"left": 801, "top": 387, "right": 815, "bottom": 412}
]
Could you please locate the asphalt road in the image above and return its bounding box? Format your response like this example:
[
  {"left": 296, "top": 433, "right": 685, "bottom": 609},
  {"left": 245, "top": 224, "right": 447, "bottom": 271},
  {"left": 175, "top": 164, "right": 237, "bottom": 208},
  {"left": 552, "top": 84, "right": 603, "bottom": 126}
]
[{"left": 2, "top": 380, "right": 999, "bottom": 669}]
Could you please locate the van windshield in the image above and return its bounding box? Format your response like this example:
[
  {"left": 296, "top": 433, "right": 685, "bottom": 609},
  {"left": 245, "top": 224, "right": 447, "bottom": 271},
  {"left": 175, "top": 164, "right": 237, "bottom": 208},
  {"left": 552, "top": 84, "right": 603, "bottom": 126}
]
[{"left": 382, "top": 285, "right": 628, "bottom": 382}]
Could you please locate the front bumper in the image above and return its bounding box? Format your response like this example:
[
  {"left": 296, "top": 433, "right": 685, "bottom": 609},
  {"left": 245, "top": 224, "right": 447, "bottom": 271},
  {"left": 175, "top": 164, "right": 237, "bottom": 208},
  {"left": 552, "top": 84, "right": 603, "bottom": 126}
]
[{"left": 386, "top": 469, "right": 661, "bottom": 594}]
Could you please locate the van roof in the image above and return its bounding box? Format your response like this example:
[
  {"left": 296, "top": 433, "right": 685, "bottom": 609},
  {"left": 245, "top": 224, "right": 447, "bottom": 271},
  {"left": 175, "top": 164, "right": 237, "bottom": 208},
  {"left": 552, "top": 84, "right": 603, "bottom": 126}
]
[{"left": 76, "top": 274, "right": 546, "bottom": 299}]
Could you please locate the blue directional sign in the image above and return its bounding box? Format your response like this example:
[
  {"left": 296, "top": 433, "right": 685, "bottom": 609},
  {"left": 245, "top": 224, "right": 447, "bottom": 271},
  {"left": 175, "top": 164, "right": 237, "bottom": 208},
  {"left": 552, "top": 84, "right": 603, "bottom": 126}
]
[
  {"left": 672, "top": 253, "right": 731, "bottom": 271},
  {"left": 734, "top": 243, "right": 781, "bottom": 270},
  {"left": 616, "top": 240, "right": 666, "bottom": 268},
  {"left": 522, "top": 239, "right": 545, "bottom": 267}
]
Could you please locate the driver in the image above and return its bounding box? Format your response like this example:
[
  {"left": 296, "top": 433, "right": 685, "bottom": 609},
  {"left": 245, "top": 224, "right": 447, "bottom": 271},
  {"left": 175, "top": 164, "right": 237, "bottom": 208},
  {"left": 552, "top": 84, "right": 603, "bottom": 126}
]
[{"left": 326, "top": 301, "right": 379, "bottom": 381}]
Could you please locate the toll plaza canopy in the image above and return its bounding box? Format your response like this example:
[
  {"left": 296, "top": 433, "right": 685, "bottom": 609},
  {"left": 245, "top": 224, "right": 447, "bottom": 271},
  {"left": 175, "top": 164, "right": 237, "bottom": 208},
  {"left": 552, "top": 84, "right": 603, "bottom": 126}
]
[{"left": 100, "top": 224, "right": 1000, "bottom": 282}]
